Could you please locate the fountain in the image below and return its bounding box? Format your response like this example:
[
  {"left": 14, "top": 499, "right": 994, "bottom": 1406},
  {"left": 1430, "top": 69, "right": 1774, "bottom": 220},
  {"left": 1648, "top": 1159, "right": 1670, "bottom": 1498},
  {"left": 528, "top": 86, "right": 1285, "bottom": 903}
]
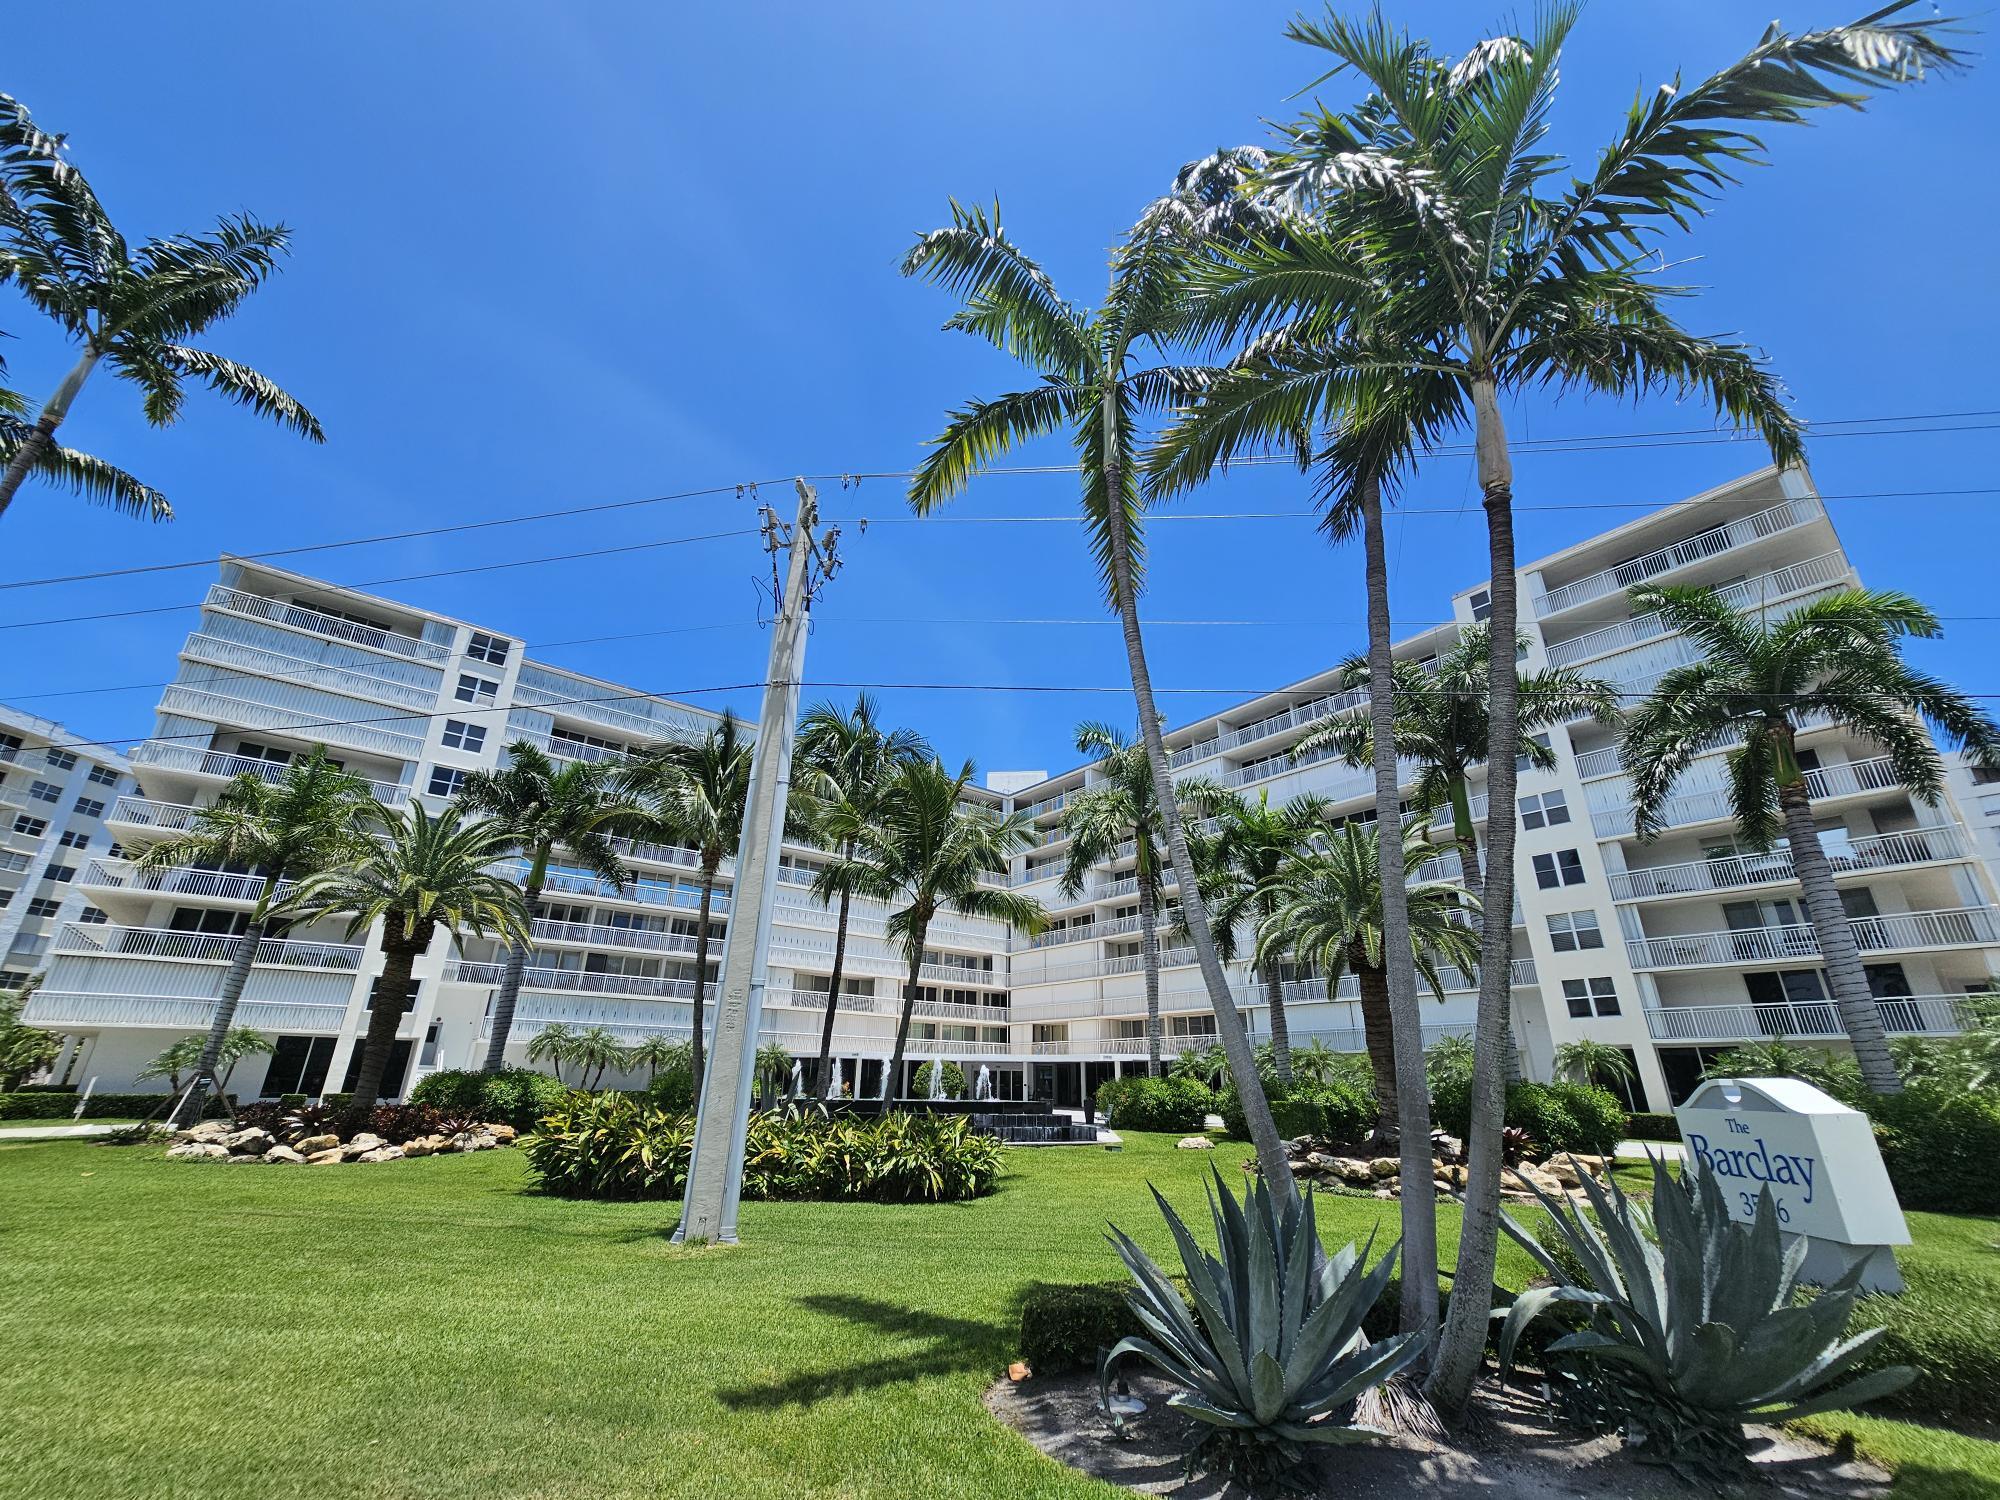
[
  {"left": 973, "top": 1064, "right": 992, "bottom": 1101},
  {"left": 825, "top": 1057, "right": 843, "bottom": 1099},
  {"left": 789, "top": 1060, "right": 803, "bottom": 1098},
  {"left": 927, "top": 1061, "right": 947, "bottom": 1101}
]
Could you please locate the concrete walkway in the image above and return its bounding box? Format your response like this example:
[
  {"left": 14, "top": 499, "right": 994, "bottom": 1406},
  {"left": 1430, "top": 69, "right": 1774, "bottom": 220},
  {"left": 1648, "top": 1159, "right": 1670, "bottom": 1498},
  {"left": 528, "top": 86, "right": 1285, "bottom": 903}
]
[
  {"left": 0, "top": 1122, "right": 128, "bottom": 1141},
  {"left": 1615, "top": 1138, "right": 1685, "bottom": 1161}
]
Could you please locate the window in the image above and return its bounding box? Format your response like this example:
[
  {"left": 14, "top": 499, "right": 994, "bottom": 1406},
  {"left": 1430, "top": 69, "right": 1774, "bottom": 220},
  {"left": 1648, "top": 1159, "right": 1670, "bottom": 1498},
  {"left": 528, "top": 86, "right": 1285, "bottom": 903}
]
[
  {"left": 45, "top": 864, "right": 75, "bottom": 884},
  {"left": 466, "top": 632, "right": 511, "bottom": 666},
  {"left": 1470, "top": 588, "right": 1492, "bottom": 622},
  {"left": 1547, "top": 909, "right": 1604, "bottom": 952},
  {"left": 1562, "top": 976, "right": 1620, "bottom": 1018},
  {"left": 77, "top": 905, "right": 107, "bottom": 925},
  {"left": 1517, "top": 732, "right": 1554, "bottom": 776},
  {"left": 0, "top": 733, "right": 20, "bottom": 761},
  {"left": 86, "top": 764, "right": 119, "bottom": 787},
  {"left": 454, "top": 673, "right": 499, "bottom": 705},
  {"left": 1519, "top": 790, "right": 1570, "bottom": 829},
  {"left": 28, "top": 780, "right": 60, "bottom": 804},
  {"left": 1972, "top": 764, "right": 2000, "bottom": 786},
  {"left": 44, "top": 747, "right": 77, "bottom": 771},
  {"left": 0, "top": 889, "right": 11, "bottom": 908},
  {"left": 441, "top": 720, "right": 486, "bottom": 753},
  {"left": 24, "top": 896, "right": 62, "bottom": 919},
  {"left": 1532, "top": 848, "right": 1586, "bottom": 888},
  {"left": 12, "top": 815, "right": 46, "bottom": 838},
  {"left": 428, "top": 766, "right": 467, "bottom": 798},
  {"left": 73, "top": 797, "right": 105, "bottom": 820},
  {"left": 56, "top": 830, "right": 90, "bottom": 850}
]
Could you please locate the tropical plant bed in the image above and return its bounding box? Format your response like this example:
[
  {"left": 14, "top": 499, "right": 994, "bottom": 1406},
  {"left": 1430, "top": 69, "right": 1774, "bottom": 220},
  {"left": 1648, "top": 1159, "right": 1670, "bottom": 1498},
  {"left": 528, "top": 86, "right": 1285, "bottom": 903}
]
[
  {"left": 162, "top": 1115, "right": 518, "bottom": 1164},
  {"left": 986, "top": 1369, "right": 1890, "bottom": 1499},
  {"left": 1274, "top": 1135, "right": 1616, "bottom": 1203}
]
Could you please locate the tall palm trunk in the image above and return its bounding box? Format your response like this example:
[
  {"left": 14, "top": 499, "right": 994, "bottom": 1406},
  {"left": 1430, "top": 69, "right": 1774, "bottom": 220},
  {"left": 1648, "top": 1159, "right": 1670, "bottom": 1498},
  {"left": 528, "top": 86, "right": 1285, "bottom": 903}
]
[
  {"left": 0, "top": 350, "right": 99, "bottom": 520},
  {"left": 173, "top": 911, "right": 270, "bottom": 1125},
  {"left": 689, "top": 855, "right": 719, "bottom": 1082},
  {"left": 1361, "top": 473, "right": 1438, "bottom": 1343},
  {"left": 1353, "top": 958, "right": 1399, "bottom": 1141},
  {"left": 1098, "top": 387, "right": 1295, "bottom": 1200},
  {"left": 1449, "top": 778, "right": 1521, "bottom": 1085},
  {"left": 482, "top": 849, "right": 547, "bottom": 1073},
  {"left": 1430, "top": 375, "right": 1522, "bottom": 1412},
  {"left": 1776, "top": 748, "right": 1901, "bottom": 1093},
  {"left": 1137, "top": 867, "right": 1164, "bottom": 1077},
  {"left": 882, "top": 916, "right": 931, "bottom": 1116},
  {"left": 813, "top": 873, "right": 855, "bottom": 1096},
  {"left": 1261, "top": 897, "right": 1295, "bottom": 1086},
  {"left": 339, "top": 918, "right": 428, "bottom": 1136}
]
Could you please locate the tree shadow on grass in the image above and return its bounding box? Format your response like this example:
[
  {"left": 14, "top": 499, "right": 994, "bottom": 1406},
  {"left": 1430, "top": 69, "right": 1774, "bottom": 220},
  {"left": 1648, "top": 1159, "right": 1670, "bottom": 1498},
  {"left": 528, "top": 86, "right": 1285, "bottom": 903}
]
[{"left": 715, "top": 1293, "right": 1001, "bottom": 1410}]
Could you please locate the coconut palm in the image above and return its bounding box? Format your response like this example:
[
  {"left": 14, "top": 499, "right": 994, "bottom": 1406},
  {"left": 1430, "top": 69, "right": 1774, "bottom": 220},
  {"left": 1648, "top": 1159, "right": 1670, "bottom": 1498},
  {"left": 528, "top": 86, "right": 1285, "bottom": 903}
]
[
  {"left": 795, "top": 695, "right": 931, "bottom": 1094},
  {"left": 134, "top": 750, "right": 375, "bottom": 1122},
  {"left": 0, "top": 353, "right": 163, "bottom": 519},
  {"left": 616, "top": 713, "right": 753, "bottom": 1084},
  {"left": 0, "top": 92, "right": 322, "bottom": 523},
  {"left": 1621, "top": 584, "right": 2000, "bottom": 1095},
  {"left": 824, "top": 759, "right": 1046, "bottom": 1113},
  {"left": 900, "top": 184, "right": 1302, "bottom": 1194},
  {"left": 1552, "top": 1038, "right": 1637, "bottom": 1091},
  {"left": 1162, "top": 5, "right": 1957, "bottom": 1405},
  {"left": 281, "top": 802, "right": 528, "bottom": 1135},
  {"left": 1058, "top": 723, "right": 1177, "bottom": 1078},
  {"left": 1255, "top": 821, "right": 1481, "bottom": 1140},
  {"left": 458, "top": 744, "right": 631, "bottom": 1073},
  {"left": 1180, "top": 785, "right": 1332, "bottom": 1086}
]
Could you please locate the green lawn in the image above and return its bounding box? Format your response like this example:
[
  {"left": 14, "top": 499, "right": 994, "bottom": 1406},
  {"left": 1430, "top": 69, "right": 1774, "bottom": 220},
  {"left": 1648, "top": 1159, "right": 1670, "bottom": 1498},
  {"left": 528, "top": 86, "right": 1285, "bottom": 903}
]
[{"left": 0, "top": 1132, "right": 1992, "bottom": 1499}]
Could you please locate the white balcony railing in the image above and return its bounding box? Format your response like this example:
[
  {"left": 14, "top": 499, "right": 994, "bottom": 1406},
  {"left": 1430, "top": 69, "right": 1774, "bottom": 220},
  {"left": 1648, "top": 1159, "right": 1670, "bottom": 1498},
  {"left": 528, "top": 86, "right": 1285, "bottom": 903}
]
[
  {"left": 181, "top": 631, "right": 440, "bottom": 711},
  {"left": 1626, "top": 906, "right": 2000, "bottom": 969},
  {"left": 128, "top": 743, "right": 410, "bottom": 806},
  {"left": 529, "top": 918, "right": 699, "bottom": 956},
  {"left": 1544, "top": 552, "right": 1849, "bottom": 669},
  {"left": 1592, "top": 756, "right": 1900, "bottom": 837},
  {"left": 1608, "top": 826, "right": 1969, "bottom": 901},
  {"left": 1643, "top": 994, "right": 1976, "bottom": 1042},
  {"left": 1532, "top": 495, "right": 1823, "bottom": 617},
  {"left": 520, "top": 863, "right": 729, "bottom": 913},
  {"left": 105, "top": 796, "right": 205, "bottom": 832},
  {"left": 158, "top": 684, "right": 423, "bottom": 761},
  {"left": 21, "top": 991, "right": 355, "bottom": 1034},
  {"left": 80, "top": 859, "right": 291, "bottom": 904},
  {"left": 449, "top": 960, "right": 699, "bottom": 1000},
  {"left": 53, "top": 924, "right": 365, "bottom": 970},
  {"left": 206, "top": 585, "right": 451, "bottom": 663}
]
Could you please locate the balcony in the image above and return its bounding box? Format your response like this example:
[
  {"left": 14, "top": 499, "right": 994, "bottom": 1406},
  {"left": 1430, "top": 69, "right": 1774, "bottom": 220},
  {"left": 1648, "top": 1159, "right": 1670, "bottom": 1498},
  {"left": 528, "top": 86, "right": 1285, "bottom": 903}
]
[
  {"left": 1025, "top": 912, "right": 1147, "bottom": 949},
  {"left": 182, "top": 631, "right": 440, "bottom": 712},
  {"left": 1626, "top": 905, "right": 2000, "bottom": 970},
  {"left": 1532, "top": 495, "right": 1823, "bottom": 617},
  {"left": 158, "top": 683, "right": 424, "bottom": 762},
  {"left": 1608, "top": 827, "right": 1970, "bottom": 901},
  {"left": 605, "top": 835, "right": 710, "bottom": 873},
  {"left": 1544, "top": 553, "right": 1849, "bottom": 669},
  {"left": 511, "top": 661, "right": 703, "bottom": 744},
  {"left": 449, "top": 960, "right": 698, "bottom": 1000},
  {"left": 105, "top": 796, "right": 205, "bottom": 833},
  {"left": 520, "top": 863, "right": 728, "bottom": 913},
  {"left": 80, "top": 859, "right": 292, "bottom": 905},
  {"left": 1591, "top": 755, "right": 1901, "bottom": 837},
  {"left": 1643, "top": 994, "right": 1976, "bottom": 1043},
  {"left": 129, "top": 743, "right": 410, "bottom": 806},
  {"left": 21, "top": 991, "right": 355, "bottom": 1034},
  {"left": 770, "top": 987, "right": 890, "bottom": 1016},
  {"left": 53, "top": 924, "right": 365, "bottom": 970},
  {"left": 529, "top": 918, "right": 700, "bottom": 956},
  {"left": 206, "top": 585, "right": 450, "bottom": 663}
]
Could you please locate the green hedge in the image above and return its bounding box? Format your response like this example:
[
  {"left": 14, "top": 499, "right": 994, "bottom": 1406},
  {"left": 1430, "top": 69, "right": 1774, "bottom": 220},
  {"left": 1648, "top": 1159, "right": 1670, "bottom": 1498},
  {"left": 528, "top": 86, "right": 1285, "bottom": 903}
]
[
  {"left": 1094, "top": 1075, "right": 1212, "bottom": 1133},
  {"left": 1431, "top": 1079, "right": 1625, "bottom": 1157},
  {"left": 407, "top": 1068, "right": 572, "bottom": 1131},
  {"left": 1868, "top": 1085, "right": 2000, "bottom": 1214},
  {"left": 1019, "top": 1282, "right": 1148, "bottom": 1374},
  {"left": 1623, "top": 1111, "right": 1681, "bottom": 1142},
  {"left": 1218, "top": 1081, "right": 1379, "bottom": 1146},
  {"left": 0, "top": 1091, "right": 231, "bottom": 1121}
]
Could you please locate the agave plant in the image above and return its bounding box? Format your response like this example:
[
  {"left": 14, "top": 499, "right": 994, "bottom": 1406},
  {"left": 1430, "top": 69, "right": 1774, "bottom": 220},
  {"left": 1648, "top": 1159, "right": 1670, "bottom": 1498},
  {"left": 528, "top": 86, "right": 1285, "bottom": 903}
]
[
  {"left": 1103, "top": 1168, "right": 1424, "bottom": 1491},
  {"left": 1498, "top": 1155, "right": 1912, "bottom": 1478}
]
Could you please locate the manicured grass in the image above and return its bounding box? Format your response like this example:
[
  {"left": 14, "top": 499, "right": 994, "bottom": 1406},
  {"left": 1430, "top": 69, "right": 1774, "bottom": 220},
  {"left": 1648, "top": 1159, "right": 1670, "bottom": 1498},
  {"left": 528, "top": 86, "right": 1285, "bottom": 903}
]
[{"left": 0, "top": 1132, "right": 1992, "bottom": 1499}]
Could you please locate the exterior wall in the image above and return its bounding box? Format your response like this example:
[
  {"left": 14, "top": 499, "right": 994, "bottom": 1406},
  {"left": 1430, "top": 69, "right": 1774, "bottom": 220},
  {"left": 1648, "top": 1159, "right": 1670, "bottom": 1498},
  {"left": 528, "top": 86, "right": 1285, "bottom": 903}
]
[{"left": 23, "top": 467, "right": 2000, "bottom": 1110}]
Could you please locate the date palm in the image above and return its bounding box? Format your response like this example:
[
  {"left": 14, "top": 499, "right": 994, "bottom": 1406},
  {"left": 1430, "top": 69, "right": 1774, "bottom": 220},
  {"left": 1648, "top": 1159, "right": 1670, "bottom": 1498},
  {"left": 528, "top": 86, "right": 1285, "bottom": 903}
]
[
  {"left": 0, "top": 93, "right": 322, "bottom": 522},
  {"left": 458, "top": 744, "right": 631, "bottom": 1073},
  {"left": 1621, "top": 584, "right": 2000, "bottom": 1095},
  {"left": 900, "top": 185, "right": 1302, "bottom": 1194},
  {"left": 796, "top": 695, "right": 931, "bottom": 1094},
  {"left": 1255, "top": 821, "right": 1481, "bottom": 1140},
  {"left": 525, "top": 1022, "right": 580, "bottom": 1086},
  {"left": 135, "top": 750, "right": 375, "bottom": 1123},
  {"left": 616, "top": 714, "right": 753, "bottom": 1084},
  {"left": 281, "top": 801, "right": 528, "bottom": 1136},
  {"left": 1179, "top": 784, "right": 1331, "bottom": 1086},
  {"left": 627, "top": 1033, "right": 692, "bottom": 1086},
  {"left": 1164, "top": 4, "right": 1958, "bottom": 1407},
  {"left": 1058, "top": 723, "right": 1174, "bottom": 1078},
  {"left": 823, "top": 758, "right": 1045, "bottom": 1113},
  {"left": 568, "top": 1025, "right": 628, "bottom": 1091}
]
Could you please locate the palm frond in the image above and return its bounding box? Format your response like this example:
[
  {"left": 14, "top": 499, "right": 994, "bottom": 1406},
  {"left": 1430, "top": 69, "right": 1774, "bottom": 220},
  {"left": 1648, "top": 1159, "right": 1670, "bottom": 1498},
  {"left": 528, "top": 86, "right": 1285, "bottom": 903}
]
[{"left": 0, "top": 414, "right": 168, "bottom": 519}]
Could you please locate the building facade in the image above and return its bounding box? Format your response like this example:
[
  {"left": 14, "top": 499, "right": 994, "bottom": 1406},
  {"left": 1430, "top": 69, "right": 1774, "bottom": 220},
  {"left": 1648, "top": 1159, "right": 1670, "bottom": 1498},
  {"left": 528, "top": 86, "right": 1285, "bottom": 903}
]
[{"left": 20, "top": 467, "right": 1998, "bottom": 1110}]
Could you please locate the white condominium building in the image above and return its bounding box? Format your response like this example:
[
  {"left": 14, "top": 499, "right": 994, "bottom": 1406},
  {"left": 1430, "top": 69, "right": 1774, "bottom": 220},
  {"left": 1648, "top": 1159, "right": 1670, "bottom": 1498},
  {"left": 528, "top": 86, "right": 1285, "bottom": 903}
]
[{"left": 20, "top": 466, "right": 1999, "bottom": 1111}]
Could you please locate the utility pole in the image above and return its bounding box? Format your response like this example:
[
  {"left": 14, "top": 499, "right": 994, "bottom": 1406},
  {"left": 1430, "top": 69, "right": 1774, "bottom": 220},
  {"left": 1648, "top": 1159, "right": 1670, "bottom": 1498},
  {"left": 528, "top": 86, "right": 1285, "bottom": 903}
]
[{"left": 675, "top": 478, "right": 840, "bottom": 1245}]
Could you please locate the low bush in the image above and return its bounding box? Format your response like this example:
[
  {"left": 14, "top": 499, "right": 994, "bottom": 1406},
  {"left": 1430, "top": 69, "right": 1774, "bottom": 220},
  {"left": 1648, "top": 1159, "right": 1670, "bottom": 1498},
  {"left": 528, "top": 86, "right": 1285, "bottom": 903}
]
[
  {"left": 1095, "top": 1075, "right": 1211, "bottom": 1133},
  {"left": 526, "top": 1096, "right": 1005, "bottom": 1203},
  {"left": 1850, "top": 1270, "right": 2000, "bottom": 1428},
  {"left": 0, "top": 1091, "right": 231, "bottom": 1121},
  {"left": 1018, "top": 1282, "right": 1147, "bottom": 1374},
  {"left": 1868, "top": 1085, "right": 2000, "bottom": 1214},
  {"left": 409, "top": 1067, "right": 571, "bottom": 1131},
  {"left": 1623, "top": 1111, "right": 1680, "bottom": 1142},
  {"left": 912, "top": 1060, "right": 966, "bottom": 1098},
  {"left": 645, "top": 1066, "right": 696, "bottom": 1114},
  {"left": 1430, "top": 1079, "right": 1625, "bottom": 1157}
]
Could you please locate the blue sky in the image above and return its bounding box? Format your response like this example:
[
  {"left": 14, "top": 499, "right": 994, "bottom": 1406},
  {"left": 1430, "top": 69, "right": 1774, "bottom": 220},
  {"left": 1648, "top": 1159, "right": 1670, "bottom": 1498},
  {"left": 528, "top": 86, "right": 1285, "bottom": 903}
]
[{"left": 2, "top": 2, "right": 1994, "bottom": 779}]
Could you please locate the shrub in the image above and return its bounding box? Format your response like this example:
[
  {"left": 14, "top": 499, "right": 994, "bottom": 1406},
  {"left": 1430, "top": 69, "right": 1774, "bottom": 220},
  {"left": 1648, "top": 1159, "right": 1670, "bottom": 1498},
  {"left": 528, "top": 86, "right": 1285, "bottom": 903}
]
[
  {"left": 1219, "top": 1086, "right": 1349, "bottom": 1141},
  {"left": 912, "top": 1060, "right": 966, "bottom": 1098},
  {"left": 1095, "top": 1075, "right": 1211, "bottom": 1133},
  {"left": 526, "top": 1096, "right": 1005, "bottom": 1203},
  {"left": 1624, "top": 1111, "right": 1680, "bottom": 1143},
  {"left": 409, "top": 1067, "right": 572, "bottom": 1131},
  {"left": 0, "top": 1091, "right": 231, "bottom": 1121},
  {"left": 1430, "top": 1079, "right": 1624, "bottom": 1157},
  {"left": 1867, "top": 1084, "right": 2000, "bottom": 1214},
  {"left": 645, "top": 1065, "right": 696, "bottom": 1114},
  {"left": 1018, "top": 1282, "right": 1148, "bottom": 1375}
]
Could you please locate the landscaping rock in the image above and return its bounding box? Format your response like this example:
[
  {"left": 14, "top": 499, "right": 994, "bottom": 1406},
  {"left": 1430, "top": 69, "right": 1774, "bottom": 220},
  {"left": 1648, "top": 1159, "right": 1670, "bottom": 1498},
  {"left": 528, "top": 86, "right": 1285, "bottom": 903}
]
[
  {"left": 1331, "top": 1157, "right": 1374, "bottom": 1185},
  {"left": 167, "top": 1141, "right": 228, "bottom": 1160},
  {"left": 1368, "top": 1157, "right": 1400, "bottom": 1180},
  {"left": 401, "top": 1136, "right": 435, "bottom": 1158},
  {"left": 220, "top": 1126, "right": 274, "bottom": 1154},
  {"left": 177, "top": 1120, "right": 232, "bottom": 1144},
  {"left": 263, "top": 1145, "right": 307, "bottom": 1164},
  {"left": 1175, "top": 1137, "right": 1213, "bottom": 1151},
  {"left": 225, "top": 1153, "right": 263, "bottom": 1164},
  {"left": 355, "top": 1145, "right": 404, "bottom": 1163},
  {"left": 294, "top": 1133, "right": 339, "bottom": 1154},
  {"left": 487, "top": 1124, "right": 517, "bottom": 1143},
  {"left": 347, "top": 1132, "right": 385, "bottom": 1151},
  {"left": 306, "top": 1149, "right": 344, "bottom": 1165}
]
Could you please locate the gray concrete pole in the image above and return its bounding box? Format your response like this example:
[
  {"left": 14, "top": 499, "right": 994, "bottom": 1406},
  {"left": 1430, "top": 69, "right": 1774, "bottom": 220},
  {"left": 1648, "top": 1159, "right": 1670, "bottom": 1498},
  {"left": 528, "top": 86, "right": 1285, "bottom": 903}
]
[{"left": 674, "top": 481, "right": 819, "bottom": 1245}]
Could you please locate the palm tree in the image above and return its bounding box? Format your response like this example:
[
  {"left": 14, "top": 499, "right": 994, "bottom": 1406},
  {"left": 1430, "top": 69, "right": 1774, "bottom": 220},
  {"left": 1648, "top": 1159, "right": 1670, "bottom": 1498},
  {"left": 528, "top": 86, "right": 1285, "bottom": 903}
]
[
  {"left": 0, "top": 352, "right": 164, "bottom": 519},
  {"left": 617, "top": 714, "right": 753, "bottom": 1084},
  {"left": 1057, "top": 723, "right": 1176, "bottom": 1078},
  {"left": 900, "top": 192, "right": 1302, "bottom": 1195},
  {"left": 1255, "top": 821, "right": 1481, "bottom": 1140},
  {"left": 795, "top": 695, "right": 931, "bottom": 1094},
  {"left": 135, "top": 750, "right": 375, "bottom": 1122},
  {"left": 1552, "top": 1039, "right": 1637, "bottom": 1093},
  {"left": 825, "top": 759, "right": 1046, "bottom": 1113},
  {"left": 627, "top": 1033, "right": 691, "bottom": 1086},
  {"left": 1180, "top": 785, "right": 1332, "bottom": 1086},
  {"left": 281, "top": 802, "right": 528, "bottom": 1135},
  {"left": 458, "top": 744, "right": 631, "bottom": 1073},
  {"left": 0, "top": 973, "right": 58, "bottom": 1090},
  {"left": 755, "top": 1043, "right": 794, "bottom": 1099},
  {"left": 1164, "top": 6, "right": 1956, "bottom": 1406},
  {"left": 568, "top": 1025, "right": 628, "bottom": 1090},
  {"left": 1621, "top": 584, "right": 2000, "bottom": 1095},
  {"left": 525, "top": 1022, "right": 580, "bottom": 1086},
  {"left": 0, "top": 93, "right": 322, "bottom": 522},
  {"left": 135, "top": 1036, "right": 203, "bottom": 1096}
]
